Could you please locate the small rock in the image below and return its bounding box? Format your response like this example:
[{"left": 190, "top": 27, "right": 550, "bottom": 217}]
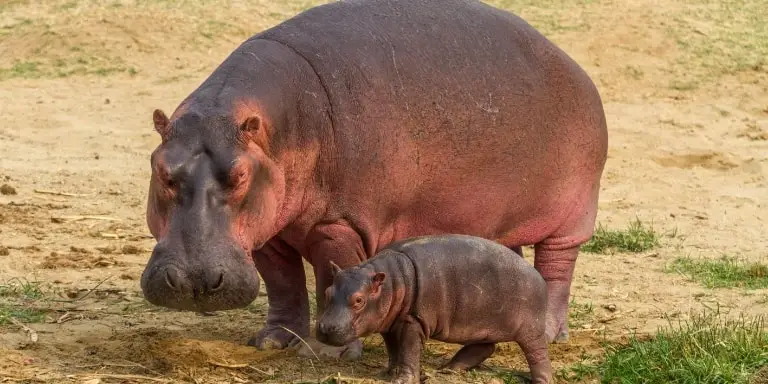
[
  {"left": 104, "top": 98, "right": 110, "bottom": 105},
  {"left": 70, "top": 246, "right": 90, "bottom": 254},
  {"left": 94, "top": 153, "right": 100, "bottom": 160},
  {"left": 0, "top": 246, "right": 9, "bottom": 256},
  {"left": 121, "top": 244, "right": 141, "bottom": 254},
  {"left": 602, "top": 303, "right": 617, "bottom": 312},
  {"left": 119, "top": 273, "right": 134, "bottom": 280},
  {"left": 0, "top": 184, "right": 17, "bottom": 195},
  {"left": 96, "top": 246, "right": 116, "bottom": 254}
]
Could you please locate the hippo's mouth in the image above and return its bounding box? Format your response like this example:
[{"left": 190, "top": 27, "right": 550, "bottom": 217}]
[{"left": 140, "top": 246, "right": 261, "bottom": 312}]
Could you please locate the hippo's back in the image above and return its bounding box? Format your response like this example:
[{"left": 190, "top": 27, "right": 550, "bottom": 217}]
[{"left": 255, "top": 0, "right": 607, "bottom": 246}]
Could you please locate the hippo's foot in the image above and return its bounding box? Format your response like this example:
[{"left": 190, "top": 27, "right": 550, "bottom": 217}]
[
  {"left": 544, "top": 298, "right": 570, "bottom": 344},
  {"left": 296, "top": 338, "right": 363, "bottom": 361},
  {"left": 544, "top": 319, "right": 570, "bottom": 344},
  {"left": 439, "top": 343, "right": 495, "bottom": 371},
  {"left": 541, "top": 278, "right": 573, "bottom": 344},
  {"left": 247, "top": 324, "right": 305, "bottom": 350},
  {"left": 391, "top": 372, "right": 421, "bottom": 384}
]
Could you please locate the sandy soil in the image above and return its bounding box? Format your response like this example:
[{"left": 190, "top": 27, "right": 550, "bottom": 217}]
[{"left": 0, "top": 0, "right": 766, "bottom": 383}]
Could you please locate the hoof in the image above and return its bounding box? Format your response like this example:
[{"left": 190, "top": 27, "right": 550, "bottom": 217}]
[
  {"left": 552, "top": 329, "right": 569, "bottom": 344},
  {"left": 248, "top": 326, "right": 302, "bottom": 350}
]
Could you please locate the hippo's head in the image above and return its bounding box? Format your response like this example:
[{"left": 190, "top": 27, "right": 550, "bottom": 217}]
[
  {"left": 316, "top": 261, "right": 389, "bottom": 346},
  {"left": 141, "top": 108, "right": 284, "bottom": 312}
]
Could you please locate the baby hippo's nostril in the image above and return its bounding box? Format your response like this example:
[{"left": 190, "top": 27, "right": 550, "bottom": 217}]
[
  {"left": 207, "top": 270, "right": 225, "bottom": 293},
  {"left": 164, "top": 267, "right": 182, "bottom": 291}
]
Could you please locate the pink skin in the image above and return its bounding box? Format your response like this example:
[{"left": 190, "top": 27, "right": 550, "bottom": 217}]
[{"left": 143, "top": 0, "right": 608, "bottom": 360}]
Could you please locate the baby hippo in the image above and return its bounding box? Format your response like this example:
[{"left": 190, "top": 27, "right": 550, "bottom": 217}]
[{"left": 316, "top": 234, "right": 552, "bottom": 384}]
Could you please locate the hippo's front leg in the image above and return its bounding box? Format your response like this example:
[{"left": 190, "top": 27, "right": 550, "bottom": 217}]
[
  {"left": 390, "top": 317, "right": 425, "bottom": 384},
  {"left": 300, "top": 222, "right": 368, "bottom": 360},
  {"left": 248, "top": 240, "right": 310, "bottom": 350}
]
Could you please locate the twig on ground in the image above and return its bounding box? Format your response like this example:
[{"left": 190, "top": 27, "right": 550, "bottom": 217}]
[
  {"left": 75, "top": 374, "right": 169, "bottom": 383},
  {"left": 208, "top": 360, "right": 249, "bottom": 369},
  {"left": 248, "top": 366, "right": 276, "bottom": 377},
  {"left": 317, "top": 373, "right": 371, "bottom": 383},
  {"left": 51, "top": 275, "right": 114, "bottom": 303},
  {"left": 279, "top": 326, "right": 320, "bottom": 361},
  {"left": 9, "top": 317, "right": 38, "bottom": 343},
  {"left": 33, "top": 189, "right": 92, "bottom": 197},
  {"left": 278, "top": 325, "right": 319, "bottom": 373},
  {"left": 51, "top": 215, "right": 122, "bottom": 223}
]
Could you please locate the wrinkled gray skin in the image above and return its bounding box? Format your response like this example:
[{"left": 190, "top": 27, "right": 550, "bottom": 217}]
[{"left": 317, "top": 234, "right": 552, "bottom": 384}]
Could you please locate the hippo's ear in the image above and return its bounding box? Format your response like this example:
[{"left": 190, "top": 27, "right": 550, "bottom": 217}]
[
  {"left": 370, "top": 272, "right": 386, "bottom": 294},
  {"left": 153, "top": 109, "right": 171, "bottom": 139},
  {"left": 239, "top": 116, "right": 262, "bottom": 135},
  {"left": 329, "top": 260, "right": 342, "bottom": 277}
]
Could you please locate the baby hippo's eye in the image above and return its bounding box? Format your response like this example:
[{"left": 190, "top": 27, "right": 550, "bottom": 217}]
[{"left": 351, "top": 295, "right": 365, "bottom": 310}]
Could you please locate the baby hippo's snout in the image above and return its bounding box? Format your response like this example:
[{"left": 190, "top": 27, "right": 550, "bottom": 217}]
[{"left": 316, "top": 313, "right": 355, "bottom": 347}]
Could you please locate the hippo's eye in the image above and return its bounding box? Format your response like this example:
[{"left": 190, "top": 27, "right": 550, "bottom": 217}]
[{"left": 351, "top": 295, "right": 365, "bottom": 310}]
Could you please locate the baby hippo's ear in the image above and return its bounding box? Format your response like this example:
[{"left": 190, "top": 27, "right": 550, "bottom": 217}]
[
  {"left": 370, "top": 272, "right": 386, "bottom": 294},
  {"left": 329, "top": 261, "right": 343, "bottom": 277}
]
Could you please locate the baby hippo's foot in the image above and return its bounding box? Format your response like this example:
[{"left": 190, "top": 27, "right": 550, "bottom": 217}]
[
  {"left": 440, "top": 343, "right": 495, "bottom": 371},
  {"left": 296, "top": 337, "right": 363, "bottom": 360}
]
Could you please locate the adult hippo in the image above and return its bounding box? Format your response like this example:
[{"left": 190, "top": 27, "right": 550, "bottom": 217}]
[{"left": 140, "top": 0, "right": 608, "bottom": 360}]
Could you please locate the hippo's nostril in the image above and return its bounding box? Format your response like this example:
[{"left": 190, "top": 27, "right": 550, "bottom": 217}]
[
  {"left": 165, "top": 268, "right": 180, "bottom": 290},
  {"left": 208, "top": 271, "right": 225, "bottom": 292}
]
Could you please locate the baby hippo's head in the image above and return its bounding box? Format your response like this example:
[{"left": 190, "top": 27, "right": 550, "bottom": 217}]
[{"left": 316, "top": 261, "right": 387, "bottom": 347}]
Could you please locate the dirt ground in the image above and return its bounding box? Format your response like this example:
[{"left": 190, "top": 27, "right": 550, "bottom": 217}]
[{"left": 0, "top": 0, "right": 766, "bottom": 383}]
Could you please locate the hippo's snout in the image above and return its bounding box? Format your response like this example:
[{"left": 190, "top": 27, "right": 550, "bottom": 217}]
[
  {"left": 141, "top": 243, "right": 260, "bottom": 312},
  {"left": 162, "top": 265, "right": 225, "bottom": 294},
  {"left": 316, "top": 313, "right": 355, "bottom": 347}
]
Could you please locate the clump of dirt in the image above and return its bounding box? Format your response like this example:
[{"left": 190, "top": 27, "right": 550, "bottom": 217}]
[
  {"left": 39, "top": 251, "right": 122, "bottom": 269},
  {"left": 0, "top": 246, "right": 9, "bottom": 256},
  {"left": 0, "top": 184, "right": 17, "bottom": 195},
  {"left": 74, "top": 327, "right": 290, "bottom": 378}
]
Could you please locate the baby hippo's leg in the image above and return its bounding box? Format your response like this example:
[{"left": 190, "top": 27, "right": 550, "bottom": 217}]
[
  {"left": 381, "top": 332, "right": 399, "bottom": 377},
  {"left": 391, "top": 318, "right": 425, "bottom": 384},
  {"left": 518, "top": 334, "right": 552, "bottom": 384},
  {"left": 440, "top": 343, "right": 496, "bottom": 371}
]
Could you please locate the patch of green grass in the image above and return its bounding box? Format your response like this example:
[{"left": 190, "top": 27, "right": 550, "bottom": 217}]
[
  {"left": 0, "top": 57, "right": 136, "bottom": 80},
  {"left": 581, "top": 218, "right": 660, "bottom": 254},
  {"left": 0, "top": 61, "right": 43, "bottom": 79},
  {"left": 557, "top": 353, "right": 602, "bottom": 382},
  {"left": 0, "top": 303, "right": 47, "bottom": 324},
  {"left": 0, "top": 278, "right": 44, "bottom": 300},
  {"left": 665, "top": 0, "right": 768, "bottom": 83},
  {"left": 667, "top": 256, "right": 768, "bottom": 289},
  {"left": 569, "top": 298, "right": 595, "bottom": 329},
  {"left": 598, "top": 312, "right": 768, "bottom": 384},
  {"left": 0, "top": 278, "right": 48, "bottom": 324}
]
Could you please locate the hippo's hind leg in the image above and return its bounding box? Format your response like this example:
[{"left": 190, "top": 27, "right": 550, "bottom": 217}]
[
  {"left": 439, "top": 343, "right": 495, "bottom": 371},
  {"left": 534, "top": 185, "right": 600, "bottom": 343},
  {"left": 518, "top": 333, "right": 553, "bottom": 384}
]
